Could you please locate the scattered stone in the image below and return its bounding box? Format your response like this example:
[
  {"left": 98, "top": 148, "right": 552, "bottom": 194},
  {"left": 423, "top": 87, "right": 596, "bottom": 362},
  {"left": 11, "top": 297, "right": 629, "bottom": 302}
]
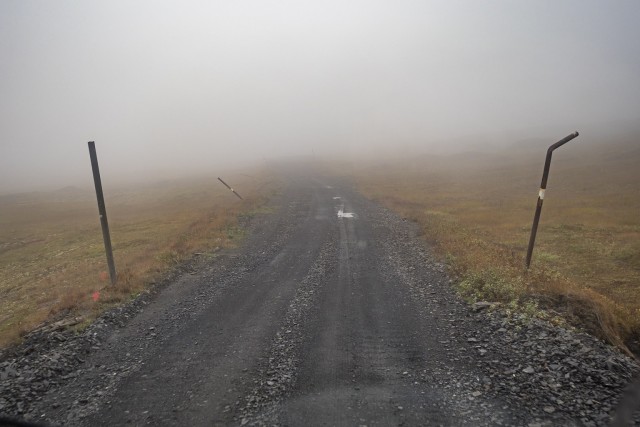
[{"left": 472, "top": 301, "right": 493, "bottom": 312}]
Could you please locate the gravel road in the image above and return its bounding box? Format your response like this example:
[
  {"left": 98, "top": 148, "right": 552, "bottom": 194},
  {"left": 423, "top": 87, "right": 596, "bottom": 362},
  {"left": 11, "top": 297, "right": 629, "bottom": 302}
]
[{"left": 1, "top": 174, "right": 638, "bottom": 426}]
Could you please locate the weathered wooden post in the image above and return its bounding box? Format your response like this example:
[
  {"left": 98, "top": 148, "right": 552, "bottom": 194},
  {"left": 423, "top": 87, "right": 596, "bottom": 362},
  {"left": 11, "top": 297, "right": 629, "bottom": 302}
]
[
  {"left": 218, "top": 177, "right": 244, "bottom": 200},
  {"left": 88, "top": 141, "right": 117, "bottom": 284}
]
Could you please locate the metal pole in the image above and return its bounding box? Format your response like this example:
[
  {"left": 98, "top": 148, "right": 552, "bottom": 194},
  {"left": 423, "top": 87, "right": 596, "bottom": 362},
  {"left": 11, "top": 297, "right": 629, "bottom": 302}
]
[
  {"left": 218, "top": 177, "right": 244, "bottom": 200},
  {"left": 88, "top": 141, "right": 117, "bottom": 284},
  {"left": 525, "top": 131, "right": 579, "bottom": 269}
]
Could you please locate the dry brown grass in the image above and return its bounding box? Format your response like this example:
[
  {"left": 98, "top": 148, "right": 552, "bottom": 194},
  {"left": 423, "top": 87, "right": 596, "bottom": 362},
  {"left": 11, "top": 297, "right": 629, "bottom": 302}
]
[
  {"left": 0, "top": 171, "right": 278, "bottom": 348},
  {"left": 355, "top": 138, "right": 640, "bottom": 355}
]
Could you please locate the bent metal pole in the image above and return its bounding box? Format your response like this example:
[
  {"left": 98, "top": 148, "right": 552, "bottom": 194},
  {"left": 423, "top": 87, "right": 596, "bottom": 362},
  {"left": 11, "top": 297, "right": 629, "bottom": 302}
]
[
  {"left": 525, "top": 131, "right": 579, "bottom": 269},
  {"left": 88, "top": 141, "right": 117, "bottom": 285}
]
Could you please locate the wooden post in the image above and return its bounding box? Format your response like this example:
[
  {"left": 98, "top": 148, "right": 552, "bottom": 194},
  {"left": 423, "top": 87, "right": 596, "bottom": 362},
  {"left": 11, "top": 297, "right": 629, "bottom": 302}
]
[{"left": 88, "top": 141, "right": 116, "bottom": 284}]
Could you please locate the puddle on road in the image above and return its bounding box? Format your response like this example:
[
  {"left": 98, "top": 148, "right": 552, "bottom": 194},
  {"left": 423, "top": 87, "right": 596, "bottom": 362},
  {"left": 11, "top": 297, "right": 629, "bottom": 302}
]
[
  {"left": 337, "top": 209, "right": 355, "bottom": 219},
  {"left": 335, "top": 199, "right": 356, "bottom": 218}
]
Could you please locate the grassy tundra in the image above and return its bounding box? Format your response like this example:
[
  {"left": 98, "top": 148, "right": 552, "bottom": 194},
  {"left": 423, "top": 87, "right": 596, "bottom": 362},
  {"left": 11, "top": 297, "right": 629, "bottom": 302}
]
[
  {"left": 0, "top": 172, "right": 275, "bottom": 348},
  {"left": 356, "top": 136, "right": 640, "bottom": 354}
]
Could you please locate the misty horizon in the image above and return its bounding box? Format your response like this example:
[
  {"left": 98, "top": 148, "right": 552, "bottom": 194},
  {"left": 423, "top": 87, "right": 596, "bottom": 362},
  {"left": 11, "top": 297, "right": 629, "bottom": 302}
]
[{"left": 2, "top": 1, "right": 639, "bottom": 194}]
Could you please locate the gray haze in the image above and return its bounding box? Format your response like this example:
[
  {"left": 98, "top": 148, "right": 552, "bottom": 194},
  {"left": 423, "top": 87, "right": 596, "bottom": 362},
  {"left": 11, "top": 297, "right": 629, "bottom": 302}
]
[{"left": 1, "top": 0, "right": 639, "bottom": 193}]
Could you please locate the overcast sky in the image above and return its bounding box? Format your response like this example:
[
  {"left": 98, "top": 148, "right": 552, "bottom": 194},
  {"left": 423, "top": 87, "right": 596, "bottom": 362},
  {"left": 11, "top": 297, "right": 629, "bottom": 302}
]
[{"left": 1, "top": 0, "right": 639, "bottom": 192}]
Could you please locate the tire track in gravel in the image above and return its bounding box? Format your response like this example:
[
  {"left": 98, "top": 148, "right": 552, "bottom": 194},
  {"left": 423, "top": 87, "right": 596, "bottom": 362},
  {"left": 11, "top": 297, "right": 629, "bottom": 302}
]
[
  {"left": 236, "top": 240, "right": 336, "bottom": 425},
  {"left": 273, "top": 188, "right": 520, "bottom": 426}
]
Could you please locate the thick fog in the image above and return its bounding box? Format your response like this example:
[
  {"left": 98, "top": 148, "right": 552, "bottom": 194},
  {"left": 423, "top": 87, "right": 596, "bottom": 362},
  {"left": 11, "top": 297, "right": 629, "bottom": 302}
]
[{"left": 1, "top": 0, "right": 639, "bottom": 193}]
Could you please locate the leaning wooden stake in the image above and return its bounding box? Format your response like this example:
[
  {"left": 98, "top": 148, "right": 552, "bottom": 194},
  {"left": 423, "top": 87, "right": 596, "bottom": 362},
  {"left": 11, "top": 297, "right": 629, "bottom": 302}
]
[
  {"left": 88, "top": 141, "right": 117, "bottom": 284},
  {"left": 218, "top": 177, "right": 243, "bottom": 200}
]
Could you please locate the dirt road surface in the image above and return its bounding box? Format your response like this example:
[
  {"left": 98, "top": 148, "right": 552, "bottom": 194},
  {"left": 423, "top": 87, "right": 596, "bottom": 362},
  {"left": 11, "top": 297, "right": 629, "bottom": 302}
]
[{"left": 2, "top": 173, "right": 638, "bottom": 426}]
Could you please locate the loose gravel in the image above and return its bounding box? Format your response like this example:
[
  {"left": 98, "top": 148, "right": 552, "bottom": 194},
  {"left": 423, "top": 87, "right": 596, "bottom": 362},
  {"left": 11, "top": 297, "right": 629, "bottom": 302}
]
[{"left": 0, "top": 177, "right": 638, "bottom": 427}]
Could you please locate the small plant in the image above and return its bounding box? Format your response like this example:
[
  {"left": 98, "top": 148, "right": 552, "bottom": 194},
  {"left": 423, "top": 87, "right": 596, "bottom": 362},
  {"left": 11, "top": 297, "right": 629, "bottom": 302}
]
[
  {"left": 457, "top": 269, "right": 522, "bottom": 304},
  {"left": 444, "top": 252, "right": 456, "bottom": 266},
  {"left": 157, "top": 250, "right": 182, "bottom": 266},
  {"left": 521, "top": 300, "right": 542, "bottom": 319}
]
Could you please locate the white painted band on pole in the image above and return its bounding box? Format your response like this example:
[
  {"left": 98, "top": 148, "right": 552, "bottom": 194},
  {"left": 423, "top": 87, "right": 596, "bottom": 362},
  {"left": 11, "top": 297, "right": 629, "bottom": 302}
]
[{"left": 538, "top": 189, "right": 546, "bottom": 200}]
